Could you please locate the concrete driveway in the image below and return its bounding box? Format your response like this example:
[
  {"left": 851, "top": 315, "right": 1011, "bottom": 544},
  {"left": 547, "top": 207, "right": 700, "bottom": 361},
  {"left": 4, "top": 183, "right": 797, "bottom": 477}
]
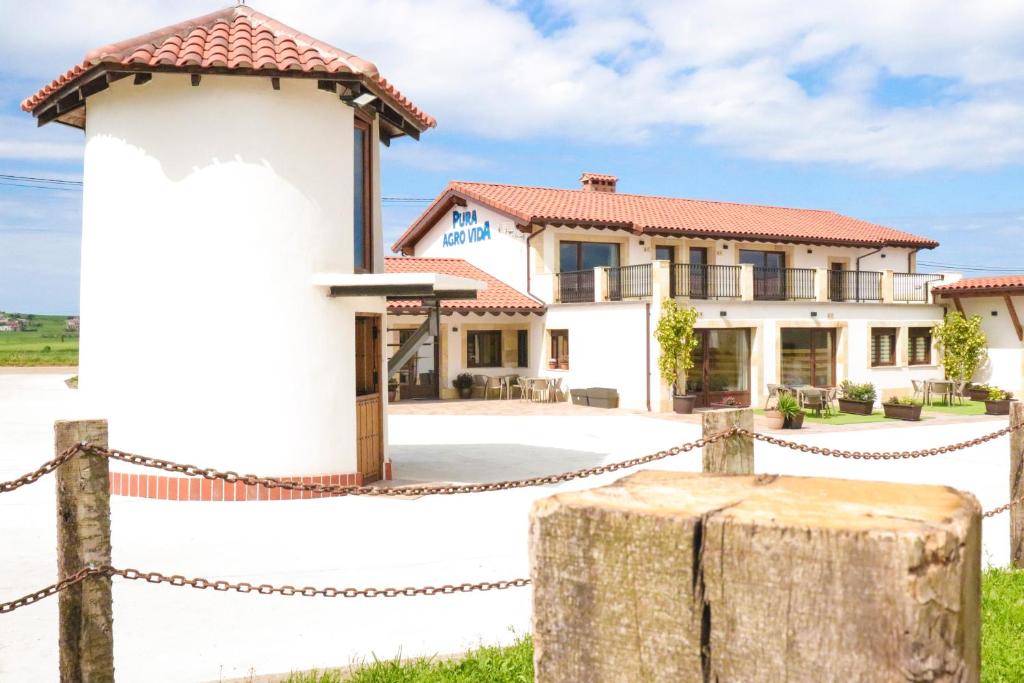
[{"left": 0, "top": 371, "right": 1016, "bottom": 681}]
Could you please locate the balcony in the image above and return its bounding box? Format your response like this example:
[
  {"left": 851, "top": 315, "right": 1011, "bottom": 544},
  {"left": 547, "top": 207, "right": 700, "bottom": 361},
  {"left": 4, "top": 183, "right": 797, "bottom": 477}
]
[
  {"left": 554, "top": 269, "right": 595, "bottom": 303},
  {"left": 608, "top": 264, "right": 653, "bottom": 300},
  {"left": 670, "top": 264, "right": 741, "bottom": 299},
  {"left": 751, "top": 267, "right": 816, "bottom": 301}
]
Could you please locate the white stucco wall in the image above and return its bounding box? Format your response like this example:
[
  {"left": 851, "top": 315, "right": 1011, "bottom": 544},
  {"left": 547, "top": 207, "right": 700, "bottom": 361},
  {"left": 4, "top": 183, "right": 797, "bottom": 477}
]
[
  {"left": 79, "top": 73, "right": 387, "bottom": 475},
  {"left": 954, "top": 296, "right": 1024, "bottom": 396},
  {"left": 413, "top": 201, "right": 529, "bottom": 292}
]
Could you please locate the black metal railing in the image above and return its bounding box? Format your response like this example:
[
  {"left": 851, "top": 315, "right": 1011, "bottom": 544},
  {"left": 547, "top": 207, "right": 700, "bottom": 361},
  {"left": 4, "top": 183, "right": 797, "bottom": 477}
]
[
  {"left": 752, "top": 267, "right": 816, "bottom": 301},
  {"left": 607, "top": 264, "right": 652, "bottom": 300},
  {"left": 670, "top": 264, "right": 741, "bottom": 299},
  {"left": 555, "top": 269, "right": 595, "bottom": 303},
  {"left": 893, "top": 273, "right": 944, "bottom": 303},
  {"left": 829, "top": 270, "right": 882, "bottom": 302}
]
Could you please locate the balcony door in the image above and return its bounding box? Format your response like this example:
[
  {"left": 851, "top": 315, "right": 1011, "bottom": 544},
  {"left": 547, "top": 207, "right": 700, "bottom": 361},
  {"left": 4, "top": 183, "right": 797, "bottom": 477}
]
[
  {"left": 741, "top": 249, "right": 786, "bottom": 300},
  {"left": 558, "top": 241, "right": 619, "bottom": 303},
  {"left": 688, "top": 247, "right": 709, "bottom": 299},
  {"left": 685, "top": 328, "right": 751, "bottom": 408}
]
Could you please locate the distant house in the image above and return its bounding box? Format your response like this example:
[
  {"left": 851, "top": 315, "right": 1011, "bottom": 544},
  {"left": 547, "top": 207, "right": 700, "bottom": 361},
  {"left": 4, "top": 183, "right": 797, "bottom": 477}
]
[
  {"left": 66, "top": 317, "right": 80, "bottom": 331},
  {"left": 0, "top": 316, "right": 24, "bottom": 332}
]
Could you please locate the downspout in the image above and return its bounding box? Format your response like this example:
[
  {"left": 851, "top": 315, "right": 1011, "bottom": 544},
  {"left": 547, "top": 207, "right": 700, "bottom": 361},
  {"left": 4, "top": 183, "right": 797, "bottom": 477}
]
[
  {"left": 855, "top": 246, "right": 883, "bottom": 301},
  {"left": 645, "top": 302, "right": 652, "bottom": 412}
]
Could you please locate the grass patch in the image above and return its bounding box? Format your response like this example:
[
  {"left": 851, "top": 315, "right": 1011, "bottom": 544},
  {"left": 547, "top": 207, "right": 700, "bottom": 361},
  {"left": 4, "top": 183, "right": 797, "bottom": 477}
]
[
  {"left": 0, "top": 313, "right": 78, "bottom": 367},
  {"left": 283, "top": 571, "right": 1023, "bottom": 681},
  {"left": 753, "top": 408, "right": 891, "bottom": 425},
  {"left": 922, "top": 399, "right": 989, "bottom": 417},
  {"left": 982, "top": 567, "right": 1024, "bottom": 682},
  {"left": 286, "top": 636, "right": 533, "bottom": 683}
]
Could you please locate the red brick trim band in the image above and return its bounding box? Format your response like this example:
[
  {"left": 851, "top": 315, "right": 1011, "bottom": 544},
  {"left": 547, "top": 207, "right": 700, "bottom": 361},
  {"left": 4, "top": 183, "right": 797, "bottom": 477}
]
[{"left": 108, "top": 468, "right": 391, "bottom": 502}]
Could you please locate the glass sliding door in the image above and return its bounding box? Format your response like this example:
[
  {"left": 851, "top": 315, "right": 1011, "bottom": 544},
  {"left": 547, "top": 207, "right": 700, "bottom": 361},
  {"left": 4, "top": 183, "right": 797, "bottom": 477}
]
[
  {"left": 740, "top": 249, "right": 786, "bottom": 300},
  {"left": 685, "top": 328, "right": 752, "bottom": 407},
  {"left": 780, "top": 328, "right": 835, "bottom": 387}
]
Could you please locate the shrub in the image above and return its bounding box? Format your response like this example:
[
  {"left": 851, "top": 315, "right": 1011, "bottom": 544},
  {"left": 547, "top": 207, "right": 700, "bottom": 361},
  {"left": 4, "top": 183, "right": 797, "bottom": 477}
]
[
  {"left": 452, "top": 372, "right": 474, "bottom": 390},
  {"left": 987, "top": 387, "right": 1011, "bottom": 401},
  {"left": 840, "top": 381, "right": 877, "bottom": 403},
  {"left": 776, "top": 393, "right": 803, "bottom": 419},
  {"left": 886, "top": 396, "right": 916, "bottom": 406},
  {"left": 654, "top": 300, "right": 699, "bottom": 396},
  {"left": 933, "top": 312, "right": 988, "bottom": 384}
]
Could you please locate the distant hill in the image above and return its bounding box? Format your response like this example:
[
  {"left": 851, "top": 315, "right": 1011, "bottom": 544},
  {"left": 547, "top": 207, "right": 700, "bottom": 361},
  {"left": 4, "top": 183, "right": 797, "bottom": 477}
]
[{"left": 0, "top": 313, "right": 78, "bottom": 367}]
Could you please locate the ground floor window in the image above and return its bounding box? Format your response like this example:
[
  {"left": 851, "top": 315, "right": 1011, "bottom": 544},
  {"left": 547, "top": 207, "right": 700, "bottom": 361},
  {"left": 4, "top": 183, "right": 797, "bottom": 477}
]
[
  {"left": 517, "top": 330, "right": 529, "bottom": 368},
  {"left": 908, "top": 327, "right": 932, "bottom": 365},
  {"left": 871, "top": 327, "right": 897, "bottom": 367},
  {"left": 781, "top": 328, "right": 835, "bottom": 386},
  {"left": 550, "top": 329, "right": 569, "bottom": 368},
  {"left": 685, "top": 328, "right": 751, "bottom": 407},
  {"left": 468, "top": 330, "right": 502, "bottom": 367}
]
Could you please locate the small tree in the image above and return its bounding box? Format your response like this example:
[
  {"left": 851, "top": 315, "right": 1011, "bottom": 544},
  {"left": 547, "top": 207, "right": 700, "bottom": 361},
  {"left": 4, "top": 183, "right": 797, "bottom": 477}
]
[
  {"left": 654, "top": 300, "right": 700, "bottom": 396},
  {"left": 932, "top": 311, "right": 988, "bottom": 384}
]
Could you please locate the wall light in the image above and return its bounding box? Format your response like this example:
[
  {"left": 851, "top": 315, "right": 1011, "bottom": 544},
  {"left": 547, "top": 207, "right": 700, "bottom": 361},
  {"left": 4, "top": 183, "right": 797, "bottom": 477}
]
[
  {"left": 352, "top": 92, "right": 378, "bottom": 107},
  {"left": 810, "top": 311, "right": 818, "bottom": 318},
  {"left": 720, "top": 311, "right": 727, "bottom": 317}
]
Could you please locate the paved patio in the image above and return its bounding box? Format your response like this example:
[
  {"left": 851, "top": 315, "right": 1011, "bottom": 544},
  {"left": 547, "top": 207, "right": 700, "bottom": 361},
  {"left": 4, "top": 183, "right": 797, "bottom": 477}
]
[{"left": 0, "top": 371, "right": 1016, "bottom": 681}]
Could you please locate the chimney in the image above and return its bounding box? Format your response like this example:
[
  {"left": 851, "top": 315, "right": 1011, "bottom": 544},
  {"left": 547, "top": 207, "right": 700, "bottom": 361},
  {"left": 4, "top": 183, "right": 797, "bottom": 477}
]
[{"left": 580, "top": 172, "right": 617, "bottom": 193}]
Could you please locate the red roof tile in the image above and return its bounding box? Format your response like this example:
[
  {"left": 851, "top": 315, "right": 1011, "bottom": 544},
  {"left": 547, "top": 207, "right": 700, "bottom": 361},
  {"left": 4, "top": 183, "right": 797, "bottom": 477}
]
[
  {"left": 393, "top": 181, "right": 938, "bottom": 253},
  {"left": 932, "top": 275, "right": 1024, "bottom": 294},
  {"left": 22, "top": 6, "right": 434, "bottom": 130},
  {"left": 384, "top": 257, "right": 543, "bottom": 314}
]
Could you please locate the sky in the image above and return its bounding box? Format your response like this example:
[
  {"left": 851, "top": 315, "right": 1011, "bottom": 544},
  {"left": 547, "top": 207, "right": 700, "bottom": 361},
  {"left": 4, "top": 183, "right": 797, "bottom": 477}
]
[{"left": 2, "top": 0, "right": 1024, "bottom": 314}]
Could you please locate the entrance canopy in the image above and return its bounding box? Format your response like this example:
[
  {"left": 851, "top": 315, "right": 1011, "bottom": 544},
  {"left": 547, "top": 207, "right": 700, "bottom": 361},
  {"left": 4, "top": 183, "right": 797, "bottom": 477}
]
[{"left": 313, "top": 271, "right": 485, "bottom": 301}]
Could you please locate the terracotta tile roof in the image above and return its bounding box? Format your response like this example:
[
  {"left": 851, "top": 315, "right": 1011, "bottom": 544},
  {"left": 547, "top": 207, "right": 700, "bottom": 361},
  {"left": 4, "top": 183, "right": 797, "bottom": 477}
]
[
  {"left": 932, "top": 275, "right": 1024, "bottom": 294},
  {"left": 392, "top": 180, "right": 938, "bottom": 253},
  {"left": 384, "top": 257, "right": 543, "bottom": 314},
  {"left": 22, "top": 5, "right": 434, "bottom": 130}
]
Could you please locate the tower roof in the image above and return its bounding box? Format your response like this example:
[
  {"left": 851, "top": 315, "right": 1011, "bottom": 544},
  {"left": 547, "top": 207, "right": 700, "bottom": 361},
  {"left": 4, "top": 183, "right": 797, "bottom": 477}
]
[{"left": 22, "top": 5, "right": 435, "bottom": 135}]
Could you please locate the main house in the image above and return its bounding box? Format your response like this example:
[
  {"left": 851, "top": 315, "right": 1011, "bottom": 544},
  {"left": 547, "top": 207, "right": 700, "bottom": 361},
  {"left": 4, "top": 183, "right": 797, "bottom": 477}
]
[{"left": 389, "top": 173, "right": 956, "bottom": 411}]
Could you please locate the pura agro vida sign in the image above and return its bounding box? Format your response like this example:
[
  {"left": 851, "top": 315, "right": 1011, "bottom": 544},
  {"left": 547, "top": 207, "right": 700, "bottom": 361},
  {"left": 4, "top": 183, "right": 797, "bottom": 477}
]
[{"left": 442, "top": 210, "right": 492, "bottom": 248}]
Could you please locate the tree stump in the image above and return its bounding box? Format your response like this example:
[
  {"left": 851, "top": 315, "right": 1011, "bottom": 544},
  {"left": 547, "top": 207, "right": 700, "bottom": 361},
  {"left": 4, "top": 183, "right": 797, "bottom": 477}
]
[
  {"left": 530, "top": 471, "right": 980, "bottom": 683},
  {"left": 702, "top": 407, "right": 753, "bottom": 474},
  {"left": 55, "top": 420, "right": 114, "bottom": 683}
]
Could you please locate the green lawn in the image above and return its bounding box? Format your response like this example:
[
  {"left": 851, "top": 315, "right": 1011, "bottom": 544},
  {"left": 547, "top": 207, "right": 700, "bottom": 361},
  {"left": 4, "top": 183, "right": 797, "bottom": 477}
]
[
  {"left": 282, "top": 569, "right": 1024, "bottom": 681},
  {"left": 753, "top": 407, "right": 892, "bottom": 425},
  {"left": 922, "top": 399, "right": 989, "bottom": 416},
  {"left": 0, "top": 313, "right": 78, "bottom": 366}
]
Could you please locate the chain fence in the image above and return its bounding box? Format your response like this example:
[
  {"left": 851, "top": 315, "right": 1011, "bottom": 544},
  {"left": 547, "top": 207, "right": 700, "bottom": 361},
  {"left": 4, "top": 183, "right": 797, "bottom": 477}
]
[{"left": 0, "top": 564, "right": 532, "bottom": 615}]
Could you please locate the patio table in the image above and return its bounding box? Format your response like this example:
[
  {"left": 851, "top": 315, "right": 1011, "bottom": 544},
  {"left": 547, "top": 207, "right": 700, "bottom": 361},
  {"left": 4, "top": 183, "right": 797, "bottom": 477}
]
[{"left": 926, "top": 379, "right": 955, "bottom": 406}]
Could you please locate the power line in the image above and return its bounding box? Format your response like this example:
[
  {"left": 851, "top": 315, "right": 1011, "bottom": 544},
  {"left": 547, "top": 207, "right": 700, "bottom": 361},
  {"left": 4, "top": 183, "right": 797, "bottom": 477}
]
[
  {"left": 919, "top": 260, "right": 1023, "bottom": 273},
  {"left": 0, "top": 173, "right": 82, "bottom": 186}
]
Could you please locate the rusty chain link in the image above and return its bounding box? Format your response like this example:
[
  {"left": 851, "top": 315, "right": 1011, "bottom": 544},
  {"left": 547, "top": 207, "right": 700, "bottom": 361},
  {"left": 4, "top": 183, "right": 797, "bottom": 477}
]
[
  {"left": 0, "top": 564, "right": 531, "bottom": 615},
  {"left": 983, "top": 495, "right": 1024, "bottom": 518},
  {"left": 0, "top": 429, "right": 737, "bottom": 498},
  {"left": 735, "top": 421, "right": 1024, "bottom": 461}
]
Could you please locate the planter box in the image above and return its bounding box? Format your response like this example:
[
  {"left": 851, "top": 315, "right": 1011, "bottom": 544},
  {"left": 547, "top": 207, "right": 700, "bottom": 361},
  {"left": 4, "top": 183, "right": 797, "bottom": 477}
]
[
  {"left": 673, "top": 394, "right": 696, "bottom": 414},
  {"left": 588, "top": 388, "right": 619, "bottom": 409},
  {"left": 838, "top": 398, "right": 874, "bottom": 416},
  {"left": 783, "top": 412, "right": 805, "bottom": 429},
  {"left": 883, "top": 403, "right": 922, "bottom": 421},
  {"left": 985, "top": 399, "right": 1016, "bottom": 416},
  {"left": 966, "top": 388, "right": 990, "bottom": 402},
  {"left": 570, "top": 389, "right": 589, "bottom": 406}
]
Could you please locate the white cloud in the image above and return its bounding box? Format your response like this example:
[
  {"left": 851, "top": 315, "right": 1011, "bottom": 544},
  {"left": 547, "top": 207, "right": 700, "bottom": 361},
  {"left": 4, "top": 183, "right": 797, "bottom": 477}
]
[
  {"left": 2, "top": 0, "right": 1024, "bottom": 170},
  {"left": 382, "top": 144, "right": 492, "bottom": 173}
]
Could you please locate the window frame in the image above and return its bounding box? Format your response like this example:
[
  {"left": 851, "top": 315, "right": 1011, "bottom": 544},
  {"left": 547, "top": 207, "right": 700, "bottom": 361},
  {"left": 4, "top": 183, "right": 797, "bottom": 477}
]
[
  {"left": 467, "top": 330, "right": 503, "bottom": 368},
  {"left": 353, "top": 115, "right": 373, "bottom": 274},
  {"left": 871, "top": 327, "right": 898, "bottom": 367},
  {"left": 549, "top": 329, "right": 569, "bottom": 368},
  {"left": 908, "top": 327, "right": 932, "bottom": 366},
  {"left": 558, "top": 240, "right": 620, "bottom": 273},
  {"left": 780, "top": 327, "right": 836, "bottom": 387},
  {"left": 516, "top": 329, "right": 529, "bottom": 368}
]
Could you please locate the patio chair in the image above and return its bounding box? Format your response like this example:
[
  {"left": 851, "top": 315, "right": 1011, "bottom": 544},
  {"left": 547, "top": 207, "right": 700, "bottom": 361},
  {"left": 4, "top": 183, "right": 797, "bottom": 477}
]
[
  {"left": 531, "top": 378, "right": 551, "bottom": 403},
  {"left": 481, "top": 375, "right": 502, "bottom": 400},
  {"left": 517, "top": 376, "right": 531, "bottom": 401},
  {"left": 548, "top": 377, "right": 564, "bottom": 403},
  {"left": 954, "top": 380, "right": 968, "bottom": 406},
  {"left": 800, "top": 388, "right": 825, "bottom": 417},
  {"left": 911, "top": 379, "right": 925, "bottom": 404},
  {"left": 824, "top": 386, "right": 839, "bottom": 416},
  {"left": 765, "top": 384, "right": 782, "bottom": 410},
  {"left": 501, "top": 374, "right": 520, "bottom": 400}
]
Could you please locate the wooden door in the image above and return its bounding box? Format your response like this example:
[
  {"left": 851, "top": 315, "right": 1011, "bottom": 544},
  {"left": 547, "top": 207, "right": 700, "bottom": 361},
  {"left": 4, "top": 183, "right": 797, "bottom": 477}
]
[{"left": 355, "top": 315, "right": 383, "bottom": 482}]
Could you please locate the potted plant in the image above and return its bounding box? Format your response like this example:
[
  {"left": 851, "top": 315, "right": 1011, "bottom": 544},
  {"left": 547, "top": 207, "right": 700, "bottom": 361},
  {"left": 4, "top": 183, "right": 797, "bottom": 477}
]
[
  {"left": 654, "top": 300, "right": 700, "bottom": 414},
  {"left": 966, "top": 383, "right": 991, "bottom": 402},
  {"left": 778, "top": 393, "right": 805, "bottom": 429},
  {"left": 837, "top": 381, "right": 877, "bottom": 416},
  {"left": 557, "top": 357, "right": 569, "bottom": 370},
  {"left": 453, "top": 372, "right": 474, "bottom": 399},
  {"left": 387, "top": 378, "right": 399, "bottom": 402},
  {"left": 984, "top": 387, "right": 1016, "bottom": 415},
  {"left": 547, "top": 358, "right": 557, "bottom": 370},
  {"left": 933, "top": 312, "right": 989, "bottom": 395},
  {"left": 883, "top": 396, "right": 922, "bottom": 421}
]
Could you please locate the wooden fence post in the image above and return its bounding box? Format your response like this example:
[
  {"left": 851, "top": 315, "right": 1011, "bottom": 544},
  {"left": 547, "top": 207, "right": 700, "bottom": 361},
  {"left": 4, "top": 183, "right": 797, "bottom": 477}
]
[
  {"left": 702, "top": 407, "right": 753, "bottom": 474},
  {"left": 55, "top": 420, "right": 114, "bottom": 683},
  {"left": 530, "top": 471, "right": 981, "bottom": 682},
  {"left": 1012, "top": 402, "right": 1023, "bottom": 569}
]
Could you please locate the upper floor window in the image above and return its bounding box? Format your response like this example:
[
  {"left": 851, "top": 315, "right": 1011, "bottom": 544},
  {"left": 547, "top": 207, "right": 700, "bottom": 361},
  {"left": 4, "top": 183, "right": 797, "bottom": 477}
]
[
  {"left": 559, "top": 241, "right": 619, "bottom": 272},
  {"left": 739, "top": 249, "right": 786, "bottom": 269},
  {"left": 871, "top": 327, "right": 897, "bottom": 367},
  {"left": 353, "top": 117, "right": 372, "bottom": 273},
  {"left": 655, "top": 245, "right": 676, "bottom": 261}
]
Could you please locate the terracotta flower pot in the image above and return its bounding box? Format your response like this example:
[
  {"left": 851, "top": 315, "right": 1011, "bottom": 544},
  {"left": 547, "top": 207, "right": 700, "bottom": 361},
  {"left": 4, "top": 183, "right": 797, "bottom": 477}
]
[
  {"left": 762, "top": 410, "right": 785, "bottom": 430},
  {"left": 672, "top": 394, "right": 696, "bottom": 414}
]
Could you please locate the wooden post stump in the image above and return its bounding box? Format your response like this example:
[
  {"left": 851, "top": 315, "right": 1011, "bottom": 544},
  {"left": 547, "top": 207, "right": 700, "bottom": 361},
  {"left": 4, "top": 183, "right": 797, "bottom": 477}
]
[
  {"left": 1011, "top": 401, "right": 1023, "bottom": 568},
  {"left": 701, "top": 407, "right": 753, "bottom": 474},
  {"left": 55, "top": 419, "right": 114, "bottom": 683},
  {"left": 530, "top": 471, "right": 981, "bottom": 683}
]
